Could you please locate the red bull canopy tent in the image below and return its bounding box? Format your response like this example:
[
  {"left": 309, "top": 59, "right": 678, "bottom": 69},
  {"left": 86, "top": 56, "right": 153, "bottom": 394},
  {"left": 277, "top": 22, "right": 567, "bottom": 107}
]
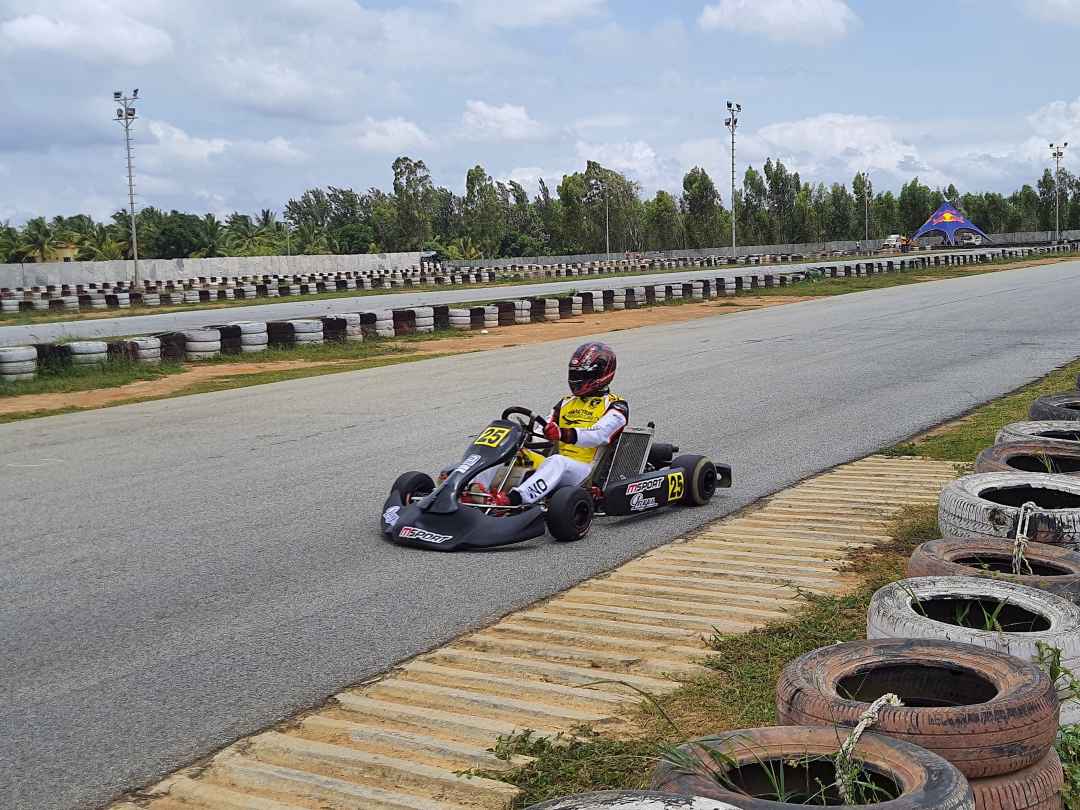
[{"left": 912, "top": 202, "right": 990, "bottom": 245}]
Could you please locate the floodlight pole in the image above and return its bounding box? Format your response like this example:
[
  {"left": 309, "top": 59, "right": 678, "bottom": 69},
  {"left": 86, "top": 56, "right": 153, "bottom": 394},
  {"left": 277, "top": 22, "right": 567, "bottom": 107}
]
[
  {"left": 1051, "top": 143, "right": 1068, "bottom": 243},
  {"left": 725, "top": 101, "right": 741, "bottom": 258},
  {"left": 863, "top": 172, "right": 872, "bottom": 246},
  {"left": 114, "top": 90, "right": 141, "bottom": 286}
]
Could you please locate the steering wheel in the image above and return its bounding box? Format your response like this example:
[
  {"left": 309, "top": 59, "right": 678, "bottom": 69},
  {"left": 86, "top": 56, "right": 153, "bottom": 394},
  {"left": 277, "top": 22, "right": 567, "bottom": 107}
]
[{"left": 501, "top": 406, "right": 553, "bottom": 450}]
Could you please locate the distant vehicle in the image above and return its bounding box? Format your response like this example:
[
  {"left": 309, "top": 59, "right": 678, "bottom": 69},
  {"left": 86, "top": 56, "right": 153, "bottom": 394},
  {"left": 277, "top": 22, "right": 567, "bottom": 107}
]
[
  {"left": 958, "top": 233, "right": 982, "bottom": 246},
  {"left": 882, "top": 234, "right": 904, "bottom": 250}
]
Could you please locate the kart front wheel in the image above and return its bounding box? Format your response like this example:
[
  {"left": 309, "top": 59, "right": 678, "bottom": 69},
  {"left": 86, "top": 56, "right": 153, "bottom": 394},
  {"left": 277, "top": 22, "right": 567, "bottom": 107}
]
[
  {"left": 672, "top": 455, "right": 717, "bottom": 506},
  {"left": 391, "top": 471, "right": 435, "bottom": 504},
  {"left": 546, "top": 487, "right": 594, "bottom": 542}
]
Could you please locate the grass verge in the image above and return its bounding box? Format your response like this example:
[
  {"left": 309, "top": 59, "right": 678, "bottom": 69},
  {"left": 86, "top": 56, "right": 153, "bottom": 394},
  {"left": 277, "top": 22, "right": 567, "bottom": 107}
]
[
  {"left": 886, "top": 357, "right": 1080, "bottom": 462},
  {"left": 481, "top": 505, "right": 940, "bottom": 807},
  {"left": 0, "top": 358, "right": 186, "bottom": 398}
]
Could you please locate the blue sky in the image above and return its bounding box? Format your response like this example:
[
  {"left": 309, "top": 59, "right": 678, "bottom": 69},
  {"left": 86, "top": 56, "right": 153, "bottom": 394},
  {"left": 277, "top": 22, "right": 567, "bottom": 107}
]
[{"left": 1, "top": 0, "right": 1078, "bottom": 223}]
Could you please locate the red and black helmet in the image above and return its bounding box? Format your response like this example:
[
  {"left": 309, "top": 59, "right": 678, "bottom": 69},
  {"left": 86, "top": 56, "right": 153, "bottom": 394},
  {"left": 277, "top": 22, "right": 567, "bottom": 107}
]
[{"left": 568, "top": 342, "right": 616, "bottom": 397}]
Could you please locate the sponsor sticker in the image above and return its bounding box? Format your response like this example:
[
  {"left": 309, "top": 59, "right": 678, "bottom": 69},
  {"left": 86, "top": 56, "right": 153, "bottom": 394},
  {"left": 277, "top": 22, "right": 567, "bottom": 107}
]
[
  {"left": 455, "top": 454, "right": 482, "bottom": 474},
  {"left": 383, "top": 505, "right": 400, "bottom": 527},
  {"left": 626, "top": 477, "right": 664, "bottom": 496},
  {"left": 667, "top": 470, "right": 685, "bottom": 502},
  {"left": 399, "top": 526, "right": 453, "bottom": 544},
  {"left": 629, "top": 493, "right": 658, "bottom": 512},
  {"left": 475, "top": 426, "right": 511, "bottom": 448}
]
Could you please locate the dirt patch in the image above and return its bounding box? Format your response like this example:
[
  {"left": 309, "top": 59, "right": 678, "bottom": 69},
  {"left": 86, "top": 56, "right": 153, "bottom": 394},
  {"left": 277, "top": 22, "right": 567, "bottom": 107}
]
[
  {"left": 0, "top": 360, "right": 337, "bottom": 416},
  {"left": 0, "top": 296, "right": 808, "bottom": 418}
]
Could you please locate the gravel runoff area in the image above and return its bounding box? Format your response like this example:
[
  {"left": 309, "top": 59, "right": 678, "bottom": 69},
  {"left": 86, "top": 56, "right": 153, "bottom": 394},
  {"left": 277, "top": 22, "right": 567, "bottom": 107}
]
[
  {"left": 2, "top": 260, "right": 1080, "bottom": 809},
  {"left": 0, "top": 249, "right": 998, "bottom": 346}
]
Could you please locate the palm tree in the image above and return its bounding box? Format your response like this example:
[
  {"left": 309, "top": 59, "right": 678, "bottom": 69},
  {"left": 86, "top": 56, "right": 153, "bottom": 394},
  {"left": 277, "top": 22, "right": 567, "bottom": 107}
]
[
  {"left": 76, "top": 224, "right": 125, "bottom": 261},
  {"left": 295, "top": 221, "right": 330, "bottom": 255},
  {"left": 446, "top": 235, "right": 483, "bottom": 260},
  {"left": 225, "top": 213, "right": 266, "bottom": 256},
  {"left": 190, "top": 214, "right": 227, "bottom": 258},
  {"left": 16, "top": 217, "right": 68, "bottom": 262},
  {"left": 0, "top": 221, "right": 18, "bottom": 263}
]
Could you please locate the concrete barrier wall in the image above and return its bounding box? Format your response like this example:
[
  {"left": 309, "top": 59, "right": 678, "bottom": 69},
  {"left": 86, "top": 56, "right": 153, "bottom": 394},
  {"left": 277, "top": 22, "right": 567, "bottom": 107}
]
[{"left": 0, "top": 251, "right": 425, "bottom": 288}]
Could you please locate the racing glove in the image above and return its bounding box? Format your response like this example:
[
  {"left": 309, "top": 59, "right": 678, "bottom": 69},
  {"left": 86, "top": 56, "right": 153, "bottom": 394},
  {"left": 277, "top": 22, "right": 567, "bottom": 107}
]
[{"left": 543, "top": 420, "right": 577, "bottom": 444}]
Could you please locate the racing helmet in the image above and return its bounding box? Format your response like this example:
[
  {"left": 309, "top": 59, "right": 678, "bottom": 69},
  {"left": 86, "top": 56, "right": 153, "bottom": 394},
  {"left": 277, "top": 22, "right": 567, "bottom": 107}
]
[{"left": 568, "top": 342, "right": 616, "bottom": 397}]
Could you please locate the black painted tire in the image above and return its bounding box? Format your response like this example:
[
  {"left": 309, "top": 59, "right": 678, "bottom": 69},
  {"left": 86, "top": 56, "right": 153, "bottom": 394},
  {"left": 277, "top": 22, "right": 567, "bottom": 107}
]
[
  {"left": 650, "top": 726, "right": 974, "bottom": 809},
  {"left": 1030, "top": 393, "right": 1080, "bottom": 421},
  {"left": 673, "top": 454, "right": 717, "bottom": 506},
  {"left": 391, "top": 471, "right": 434, "bottom": 504},
  {"left": 546, "top": 487, "right": 593, "bottom": 543}
]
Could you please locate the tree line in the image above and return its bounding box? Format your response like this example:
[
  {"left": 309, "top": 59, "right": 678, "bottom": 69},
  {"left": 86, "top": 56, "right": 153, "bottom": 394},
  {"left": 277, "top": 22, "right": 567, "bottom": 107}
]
[{"left": 3, "top": 155, "right": 1078, "bottom": 264}]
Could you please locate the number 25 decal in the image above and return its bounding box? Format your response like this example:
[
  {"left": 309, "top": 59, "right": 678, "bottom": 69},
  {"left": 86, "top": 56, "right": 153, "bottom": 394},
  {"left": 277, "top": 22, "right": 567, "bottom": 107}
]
[
  {"left": 667, "top": 470, "right": 685, "bottom": 501},
  {"left": 475, "top": 426, "right": 511, "bottom": 448}
]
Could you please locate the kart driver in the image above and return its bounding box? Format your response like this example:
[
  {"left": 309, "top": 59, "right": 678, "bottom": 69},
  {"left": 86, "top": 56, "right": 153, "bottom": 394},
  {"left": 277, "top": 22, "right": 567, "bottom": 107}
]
[{"left": 489, "top": 341, "right": 628, "bottom": 507}]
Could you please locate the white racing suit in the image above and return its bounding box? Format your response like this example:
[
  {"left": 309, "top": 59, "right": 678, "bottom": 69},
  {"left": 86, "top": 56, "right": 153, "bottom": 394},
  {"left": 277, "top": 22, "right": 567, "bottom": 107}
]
[{"left": 474, "top": 393, "right": 629, "bottom": 504}]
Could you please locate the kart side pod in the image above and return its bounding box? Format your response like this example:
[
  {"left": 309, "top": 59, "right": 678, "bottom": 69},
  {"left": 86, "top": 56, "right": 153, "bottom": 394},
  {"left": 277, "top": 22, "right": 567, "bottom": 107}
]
[{"left": 602, "top": 460, "right": 731, "bottom": 516}]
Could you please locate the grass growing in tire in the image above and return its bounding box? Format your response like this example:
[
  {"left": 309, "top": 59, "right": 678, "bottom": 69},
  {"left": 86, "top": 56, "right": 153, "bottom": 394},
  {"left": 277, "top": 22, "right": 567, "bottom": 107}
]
[{"left": 477, "top": 506, "right": 940, "bottom": 807}]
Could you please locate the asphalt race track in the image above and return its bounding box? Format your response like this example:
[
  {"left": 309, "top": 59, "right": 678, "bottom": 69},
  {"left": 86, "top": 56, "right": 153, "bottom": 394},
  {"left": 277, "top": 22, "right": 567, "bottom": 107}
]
[
  {"left": 3, "top": 261, "right": 1080, "bottom": 809},
  {"left": 0, "top": 250, "right": 980, "bottom": 346}
]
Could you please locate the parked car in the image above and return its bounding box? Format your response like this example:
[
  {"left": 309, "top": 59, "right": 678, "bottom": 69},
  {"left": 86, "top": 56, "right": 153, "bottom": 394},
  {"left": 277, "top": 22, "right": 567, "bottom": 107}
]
[
  {"left": 882, "top": 234, "right": 903, "bottom": 250},
  {"left": 958, "top": 232, "right": 982, "bottom": 246}
]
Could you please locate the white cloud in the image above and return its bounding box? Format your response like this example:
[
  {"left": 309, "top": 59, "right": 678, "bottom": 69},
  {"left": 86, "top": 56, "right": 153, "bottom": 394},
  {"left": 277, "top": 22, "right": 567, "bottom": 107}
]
[
  {"left": 462, "top": 101, "right": 544, "bottom": 141},
  {"left": 146, "top": 121, "right": 229, "bottom": 164},
  {"left": 445, "top": 0, "right": 605, "bottom": 27},
  {"left": 0, "top": 8, "right": 172, "bottom": 65},
  {"left": 576, "top": 140, "right": 676, "bottom": 190},
  {"left": 572, "top": 113, "right": 635, "bottom": 133},
  {"left": 699, "top": 0, "right": 858, "bottom": 44},
  {"left": 1025, "top": 0, "right": 1080, "bottom": 24},
  {"left": 499, "top": 166, "right": 565, "bottom": 195},
  {"left": 354, "top": 117, "right": 431, "bottom": 153}
]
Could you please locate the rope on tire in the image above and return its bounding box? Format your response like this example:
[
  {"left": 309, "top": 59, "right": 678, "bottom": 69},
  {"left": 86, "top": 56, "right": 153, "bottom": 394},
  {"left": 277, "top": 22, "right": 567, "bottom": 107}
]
[
  {"left": 1014, "top": 501, "right": 1039, "bottom": 576},
  {"left": 835, "top": 692, "right": 902, "bottom": 804}
]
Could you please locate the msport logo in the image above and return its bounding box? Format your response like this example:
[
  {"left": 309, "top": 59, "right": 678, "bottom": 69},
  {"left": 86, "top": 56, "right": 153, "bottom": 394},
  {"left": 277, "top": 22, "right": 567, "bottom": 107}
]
[
  {"left": 399, "top": 526, "right": 453, "bottom": 544},
  {"left": 626, "top": 477, "right": 664, "bottom": 496}
]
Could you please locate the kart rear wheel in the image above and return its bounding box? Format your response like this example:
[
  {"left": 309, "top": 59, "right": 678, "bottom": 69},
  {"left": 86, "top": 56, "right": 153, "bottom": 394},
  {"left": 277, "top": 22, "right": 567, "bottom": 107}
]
[
  {"left": 391, "top": 471, "right": 435, "bottom": 504},
  {"left": 672, "top": 454, "right": 717, "bottom": 506},
  {"left": 546, "top": 487, "right": 594, "bottom": 543}
]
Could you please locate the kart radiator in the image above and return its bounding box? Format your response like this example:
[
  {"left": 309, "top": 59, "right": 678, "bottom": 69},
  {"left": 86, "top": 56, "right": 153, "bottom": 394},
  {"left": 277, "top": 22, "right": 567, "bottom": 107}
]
[{"left": 599, "top": 427, "right": 653, "bottom": 488}]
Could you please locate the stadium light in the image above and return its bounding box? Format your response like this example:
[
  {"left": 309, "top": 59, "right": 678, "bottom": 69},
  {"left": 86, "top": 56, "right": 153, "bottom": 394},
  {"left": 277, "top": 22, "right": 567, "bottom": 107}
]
[
  {"left": 112, "top": 90, "right": 142, "bottom": 286},
  {"left": 1051, "top": 142, "right": 1068, "bottom": 243},
  {"left": 725, "top": 101, "right": 741, "bottom": 259}
]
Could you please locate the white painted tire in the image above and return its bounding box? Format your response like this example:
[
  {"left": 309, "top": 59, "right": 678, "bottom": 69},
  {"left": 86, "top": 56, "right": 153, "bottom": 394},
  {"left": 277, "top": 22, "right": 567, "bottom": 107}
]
[
  {"left": 0, "top": 372, "right": 34, "bottom": 382},
  {"left": 240, "top": 344, "right": 268, "bottom": 353},
  {"left": 0, "top": 346, "right": 36, "bottom": 362},
  {"left": 939, "top": 472, "right": 1080, "bottom": 546},
  {"left": 185, "top": 350, "right": 220, "bottom": 360},
  {"left": 228, "top": 321, "right": 267, "bottom": 334},
  {"left": 129, "top": 337, "right": 161, "bottom": 350},
  {"left": 135, "top": 350, "right": 160, "bottom": 360},
  {"left": 293, "top": 333, "right": 323, "bottom": 343},
  {"left": 240, "top": 334, "right": 269, "bottom": 346},
  {"left": 0, "top": 360, "right": 36, "bottom": 374},
  {"left": 868, "top": 576, "right": 1080, "bottom": 723},
  {"left": 182, "top": 330, "right": 219, "bottom": 343},
  {"left": 185, "top": 341, "right": 221, "bottom": 353},
  {"left": 997, "top": 421, "right": 1080, "bottom": 447},
  {"left": 288, "top": 320, "right": 321, "bottom": 333},
  {"left": 71, "top": 353, "right": 107, "bottom": 365},
  {"left": 67, "top": 341, "right": 108, "bottom": 355}
]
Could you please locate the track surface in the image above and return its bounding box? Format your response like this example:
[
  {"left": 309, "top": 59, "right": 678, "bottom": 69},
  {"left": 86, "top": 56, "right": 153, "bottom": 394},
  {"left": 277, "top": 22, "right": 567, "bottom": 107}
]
[
  {"left": 3, "top": 261, "right": 1079, "bottom": 809},
  {"left": 0, "top": 251, "right": 979, "bottom": 346}
]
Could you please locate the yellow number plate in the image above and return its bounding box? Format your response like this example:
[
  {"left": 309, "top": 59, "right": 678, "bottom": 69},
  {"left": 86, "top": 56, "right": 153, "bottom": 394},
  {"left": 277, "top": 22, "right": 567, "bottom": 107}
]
[
  {"left": 667, "top": 470, "right": 685, "bottom": 501},
  {"left": 475, "top": 427, "right": 511, "bottom": 448}
]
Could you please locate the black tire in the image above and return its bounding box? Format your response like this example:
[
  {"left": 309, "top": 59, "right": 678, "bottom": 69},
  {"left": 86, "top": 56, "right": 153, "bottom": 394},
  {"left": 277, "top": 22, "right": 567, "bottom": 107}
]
[
  {"left": 1030, "top": 393, "right": 1080, "bottom": 421},
  {"left": 647, "top": 442, "right": 677, "bottom": 470},
  {"left": 673, "top": 454, "right": 718, "bottom": 506},
  {"left": 546, "top": 487, "right": 594, "bottom": 542},
  {"left": 391, "top": 471, "right": 434, "bottom": 504}
]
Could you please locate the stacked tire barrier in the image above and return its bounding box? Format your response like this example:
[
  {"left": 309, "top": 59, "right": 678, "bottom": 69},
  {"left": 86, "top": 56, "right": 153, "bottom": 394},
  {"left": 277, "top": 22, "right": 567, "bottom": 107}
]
[
  {"left": 214, "top": 321, "right": 269, "bottom": 354},
  {"left": 319, "top": 314, "right": 364, "bottom": 343},
  {"left": 111, "top": 336, "right": 162, "bottom": 364},
  {"left": 0, "top": 345, "right": 36, "bottom": 382},
  {"left": 268, "top": 319, "right": 323, "bottom": 347},
  {"left": 66, "top": 341, "right": 109, "bottom": 366},
  {"left": 448, "top": 309, "right": 471, "bottom": 330}
]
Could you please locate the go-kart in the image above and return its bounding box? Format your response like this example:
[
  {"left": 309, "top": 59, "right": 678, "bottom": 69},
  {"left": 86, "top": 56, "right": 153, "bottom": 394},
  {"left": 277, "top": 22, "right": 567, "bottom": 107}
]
[{"left": 381, "top": 406, "right": 732, "bottom": 551}]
